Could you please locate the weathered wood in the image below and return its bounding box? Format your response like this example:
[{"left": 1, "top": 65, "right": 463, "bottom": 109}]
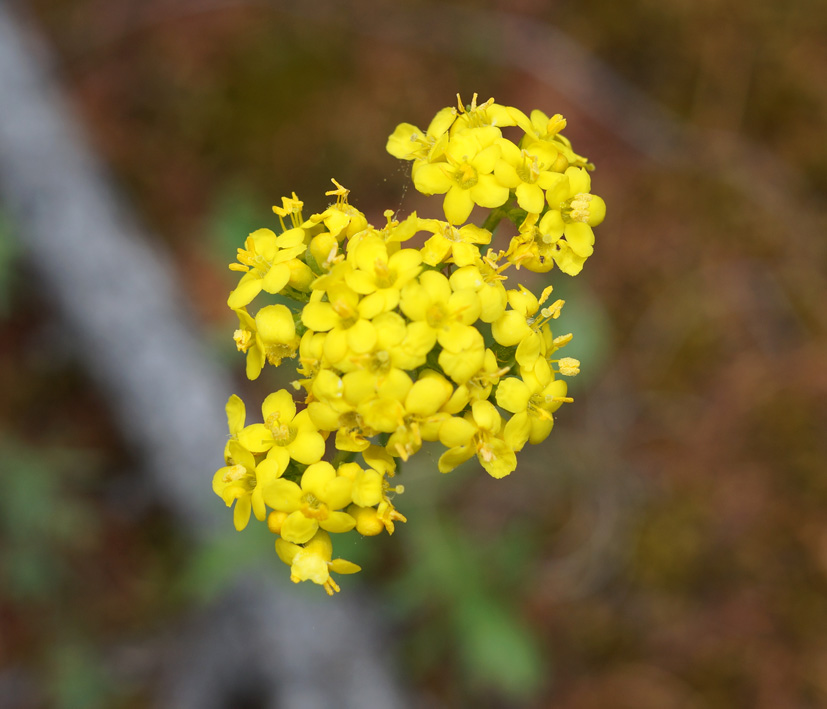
[{"left": 0, "top": 4, "right": 407, "bottom": 708}]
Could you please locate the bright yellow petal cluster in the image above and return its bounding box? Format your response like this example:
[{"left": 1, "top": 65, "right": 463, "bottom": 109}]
[{"left": 213, "top": 96, "right": 605, "bottom": 593}]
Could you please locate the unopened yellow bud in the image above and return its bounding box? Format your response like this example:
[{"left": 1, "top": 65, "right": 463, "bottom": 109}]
[
  {"left": 547, "top": 113, "right": 567, "bottom": 136},
  {"left": 310, "top": 232, "right": 339, "bottom": 269},
  {"left": 350, "top": 505, "right": 385, "bottom": 536},
  {"left": 267, "top": 510, "right": 288, "bottom": 534},
  {"left": 287, "top": 260, "right": 314, "bottom": 291},
  {"left": 551, "top": 152, "right": 569, "bottom": 173}
]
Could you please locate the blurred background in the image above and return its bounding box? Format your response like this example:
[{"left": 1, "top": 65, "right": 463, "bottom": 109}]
[{"left": 1, "top": 0, "right": 826, "bottom": 707}]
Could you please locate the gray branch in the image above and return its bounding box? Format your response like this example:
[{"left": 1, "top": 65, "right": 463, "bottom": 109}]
[{"left": 0, "top": 3, "right": 407, "bottom": 707}]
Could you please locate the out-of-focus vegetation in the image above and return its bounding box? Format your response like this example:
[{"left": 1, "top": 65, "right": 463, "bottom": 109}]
[{"left": 2, "top": 0, "right": 825, "bottom": 706}]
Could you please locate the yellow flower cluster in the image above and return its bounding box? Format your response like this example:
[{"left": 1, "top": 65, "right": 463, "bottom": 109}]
[{"left": 213, "top": 95, "right": 605, "bottom": 594}]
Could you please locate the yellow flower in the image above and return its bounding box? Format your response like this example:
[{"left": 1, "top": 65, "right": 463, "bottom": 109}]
[
  {"left": 346, "top": 460, "right": 408, "bottom": 535},
  {"left": 382, "top": 371, "right": 454, "bottom": 461},
  {"left": 386, "top": 106, "right": 456, "bottom": 162},
  {"left": 376, "top": 498, "right": 407, "bottom": 534},
  {"left": 214, "top": 97, "right": 606, "bottom": 594},
  {"left": 448, "top": 260, "right": 508, "bottom": 323},
  {"left": 438, "top": 401, "right": 517, "bottom": 478},
  {"left": 438, "top": 325, "right": 486, "bottom": 385},
  {"left": 307, "top": 179, "right": 368, "bottom": 241},
  {"left": 385, "top": 211, "right": 424, "bottom": 246},
  {"left": 213, "top": 440, "right": 287, "bottom": 530},
  {"left": 238, "top": 389, "right": 325, "bottom": 465},
  {"left": 264, "top": 461, "right": 355, "bottom": 544},
  {"left": 505, "top": 212, "right": 557, "bottom": 273},
  {"left": 306, "top": 370, "right": 376, "bottom": 452},
  {"left": 301, "top": 283, "right": 376, "bottom": 366},
  {"left": 494, "top": 139, "right": 567, "bottom": 213},
  {"left": 223, "top": 394, "right": 246, "bottom": 463},
  {"left": 275, "top": 530, "right": 361, "bottom": 595},
  {"left": 540, "top": 167, "right": 606, "bottom": 275},
  {"left": 344, "top": 234, "right": 422, "bottom": 318},
  {"left": 272, "top": 191, "right": 305, "bottom": 230},
  {"left": 418, "top": 219, "right": 491, "bottom": 267},
  {"left": 232, "top": 305, "right": 300, "bottom": 380},
  {"left": 399, "top": 270, "right": 480, "bottom": 345},
  {"left": 451, "top": 93, "right": 516, "bottom": 133},
  {"left": 347, "top": 504, "right": 387, "bottom": 536},
  {"left": 336, "top": 311, "right": 429, "bottom": 376},
  {"left": 336, "top": 462, "right": 384, "bottom": 508},
  {"left": 295, "top": 329, "right": 327, "bottom": 386},
  {"left": 227, "top": 228, "right": 307, "bottom": 309},
  {"left": 491, "top": 285, "right": 562, "bottom": 372},
  {"left": 442, "top": 348, "right": 509, "bottom": 414},
  {"left": 496, "top": 369, "right": 572, "bottom": 451},
  {"left": 507, "top": 109, "right": 590, "bottom": 169},
  {"left": 413, "top": 130, "right": 509, "bottom": 225}
]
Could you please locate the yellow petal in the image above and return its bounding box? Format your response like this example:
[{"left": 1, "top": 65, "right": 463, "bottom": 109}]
[
  {"left": 352, "top": 469, "right": 383, "bottom": 507},
  {"left": 245, "top": 345, "right": 264, "bottom": 380},
  {"left": 492, "top": 310, "right": 530, "bottom": 347},
  {"left": 262, "top": 264, "right": 290, "bottom": 294},
  {"left": 275, "top": 537, "right": 300, "bottom": 566},
  {"left": 262, "top": 478, "right": 302, "bottom": 512},
  {"left": 301, "top": 302, "right": 338, "bottom": 332},
  {"left": 439, "top": 416, "right": 476, "bottom": 448},
  {"left": 281, "top": 512, "right": 319, "bottom": 544},
  {"left": 495, "top": 377, "right": 531, "bottom": 413},
  {"left": 564, "top": 223, "right": 595, "bottom": 257},
  {"left": 251, "top": 487, "right": 267, "bottom": 521},
  {"left": 503, "top": 411, "right": 531, "bottom": 451},
  {"left": 323, "top": 477, "right": 354, "bottom": 511},
  {"left": 362, "top": 445, "right": 396, "bottom": 476},
  {"left": 414, "top": 162, "right": 453, "bottom": 195},
  {"left": 494, "top": 159, "right": 520, "bottom": 189},
  {"left": 227, "top": 272, "right": 263, "bottom": 309},
  {"left": 469, "top": 174, "right": 509, "bottom": 209},
  {"left": 406, "top": 373, "right": 453, "bottom": 416},
  {"left": 320, "top": 511, "right": 357, "bottom": 534},
  {"left": 329, "top": 558, "right": 362, "bottom": 574},
  {"left": 528, "top": 416, "right": 554, "bottom": 445},
  {"left": 477, "top": 437, "right": 516, "bottom": 479},
  {"left": 515, "top": 332, "right": 543, "bottom": 370},
  {"left": 288, "top": 427, "right": 326, "bottom": 466},
  {"left": 428, "top": 107, "right": 457, "bottom": 137},
  {"left": 360, "top": 398, "right": 406, "bottom": 433},
  {"left": 437, "top": 444, "right": 475, "bottom": 473},
  {"left": 262, "top": 389, "right": 297, "bottom": 423},
  {"left": 301, "top": 461, "right": 337, "bottom": 497},
  {"left": 233, "top": 496, "right": 252, "bottom": 531},
  {"left": 291, "top": 549, "right": 330, "bottom": 584},
  {"left": 347, "top": 319, "right": 377, "bottom": 354},
  {"left": 225, "top": 394, "right": 246, "bottom": 435},
  {"left": 377, "top": 369, "right": 413, "bottom": 401},
  {"left": 227, "top": 439, "right": 258, "bottom": 469},
  {"left": 386, "top": 122, "right": 424, "bottom": 159},
  {"left": 443, "top": 185, "right": 475, "bottom": 225},
  {"left": 255, "top": 305, "right": 295, "bottom": 343},
  {"left": 470, "top": 143, "right": 502, "bottom": 172},
  {"left": 471, "top": 400, "right": 502, "bottom": 432},
  {"left": 516, "top": 182, "right": 545, "bottom": 214},
  {"left": 439, "top": 344, "right": 484, "bottom": 385}
]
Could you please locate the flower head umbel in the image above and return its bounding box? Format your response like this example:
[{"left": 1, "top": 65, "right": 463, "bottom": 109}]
[{"left": 212, "top": 96, "right": 605, "bottom": 593}]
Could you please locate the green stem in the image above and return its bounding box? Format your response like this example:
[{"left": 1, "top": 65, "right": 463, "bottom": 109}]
[
  {"left": 331, "top": 449, "right": 356, "bottom": 467},
  {"left": 482, "top": 207, "right": 506, "bottom": 235}
]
